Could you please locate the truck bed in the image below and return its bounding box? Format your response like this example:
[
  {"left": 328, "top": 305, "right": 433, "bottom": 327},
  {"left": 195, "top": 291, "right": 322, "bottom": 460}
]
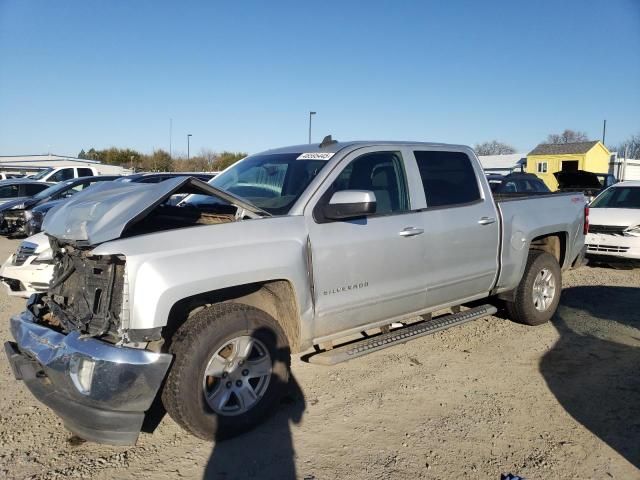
[{"left": 492, "top": 191, "right": 585, "bottom": 293}]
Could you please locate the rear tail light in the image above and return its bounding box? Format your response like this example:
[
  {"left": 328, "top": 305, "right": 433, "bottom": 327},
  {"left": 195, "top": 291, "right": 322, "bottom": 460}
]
[{"left": 584, "top": 205, "right": 589, "bottom": 235}]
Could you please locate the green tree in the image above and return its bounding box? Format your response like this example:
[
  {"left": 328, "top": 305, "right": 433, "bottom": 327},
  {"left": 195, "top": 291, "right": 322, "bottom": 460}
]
[
  {"left": 214, "top": 151, "right": 246, "bottom": 170},
  {"left": 145, "top": 149, "right": 174, "bottom": 171},
  {"left": 85, "top": 148, "right": 101, "bottom": 161},
  {"left": 78, "top": 149, "right": 87, "bottom": 159}
]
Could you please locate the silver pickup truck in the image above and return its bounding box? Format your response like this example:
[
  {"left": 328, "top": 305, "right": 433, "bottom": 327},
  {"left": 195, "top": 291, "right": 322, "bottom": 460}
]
[{"left": 4, "top": 139, "right": 587, "bottom": 445}]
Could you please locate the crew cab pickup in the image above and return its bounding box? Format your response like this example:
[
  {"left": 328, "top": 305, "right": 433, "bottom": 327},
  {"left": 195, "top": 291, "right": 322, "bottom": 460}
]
[
  {"left": 29, "top": 164, "right": 130, "bottom": 183},
  {"left": 5, "top": 140, "right": 587, "bottom": 445}
]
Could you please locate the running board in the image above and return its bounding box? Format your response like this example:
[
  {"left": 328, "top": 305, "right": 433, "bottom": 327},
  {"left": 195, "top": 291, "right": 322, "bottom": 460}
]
[{"left": 308, "top": 304, "right": 497, "bottom": 366}]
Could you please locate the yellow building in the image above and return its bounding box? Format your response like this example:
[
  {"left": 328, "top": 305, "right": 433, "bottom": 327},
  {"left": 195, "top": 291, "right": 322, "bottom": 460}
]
[{"left": 526, "top": 141, "right": 611, "bottom": 190}]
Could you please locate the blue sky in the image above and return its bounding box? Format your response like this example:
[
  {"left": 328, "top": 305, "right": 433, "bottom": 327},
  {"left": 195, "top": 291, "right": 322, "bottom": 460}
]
[{"left": 1, "top": 0, "right": 639, "bottom": 157}]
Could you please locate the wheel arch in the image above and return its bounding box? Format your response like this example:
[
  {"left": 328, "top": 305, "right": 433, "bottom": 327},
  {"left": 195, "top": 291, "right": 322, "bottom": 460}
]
[
  {"left": 529, "top": 231, "right": 568, "bottom": 268},
  {"left": 164, "top": 279, "right": 302, "bottom": 353},
  {"left": 497, "top": 230, "right": 568, "bottom": 302}
]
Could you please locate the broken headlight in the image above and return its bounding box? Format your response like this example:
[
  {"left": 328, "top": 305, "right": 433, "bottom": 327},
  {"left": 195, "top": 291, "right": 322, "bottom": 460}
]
[{"left": 624, "top": 225, "right": 640, "bottom": 237}]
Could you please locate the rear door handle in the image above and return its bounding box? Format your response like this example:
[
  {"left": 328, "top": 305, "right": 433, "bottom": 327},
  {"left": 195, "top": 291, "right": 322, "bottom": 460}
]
[
  {"left": 399, "top": 227, "right": 424, "bottom": 237},
  {"left": 478, "top": 217, "right": 496, "bottom": 225}
]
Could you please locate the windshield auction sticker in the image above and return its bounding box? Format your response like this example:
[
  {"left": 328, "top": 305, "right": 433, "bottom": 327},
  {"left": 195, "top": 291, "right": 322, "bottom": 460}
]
[{"left": 296, "top": 152, "right": 335, "bottom": 160}]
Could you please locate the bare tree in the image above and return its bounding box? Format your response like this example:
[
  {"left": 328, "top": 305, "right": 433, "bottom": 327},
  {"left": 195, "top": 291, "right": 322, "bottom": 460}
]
[
  {"left": 199, "top": 148, "right": 218, "bottom": 169},
  {"left": 474, "top": 140, "right": 517, "bottom": 155},
  {"left": 613, "top": 132, "right": 640, "bottom": 159},
  {"left": 544, "top": 129, "right": 589, "bottom": 144}
]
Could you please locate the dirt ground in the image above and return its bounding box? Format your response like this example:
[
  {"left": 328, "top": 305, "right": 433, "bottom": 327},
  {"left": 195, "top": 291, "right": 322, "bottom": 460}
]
[{"left": 0, "top": 236, "right": 638, "bottom": 480}]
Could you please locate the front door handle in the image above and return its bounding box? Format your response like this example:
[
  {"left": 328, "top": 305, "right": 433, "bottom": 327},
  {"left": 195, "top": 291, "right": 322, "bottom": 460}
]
[
  {"left": 478, "top": 217, "right": 496, "bottom": 226},
  {"left": 399, "top": 227, "right": 424, "bottom": 237}
]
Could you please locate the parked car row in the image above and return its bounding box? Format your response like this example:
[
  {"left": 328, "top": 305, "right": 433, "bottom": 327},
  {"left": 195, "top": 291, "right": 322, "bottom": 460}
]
[
  {"left": 486, "top": 171, "right": 638, "bottom": 264},
  {"left": 0, "top": 172, "right": 215, "bottom": 297}
]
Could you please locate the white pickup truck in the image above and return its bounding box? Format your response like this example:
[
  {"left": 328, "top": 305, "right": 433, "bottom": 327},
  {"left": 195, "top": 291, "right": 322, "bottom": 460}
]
[
  {"left": 5, "top": 139, "right": 587, "bottom": 445},
  {"left": 29, "top": 164, "right": 130, "bottom": 183}
]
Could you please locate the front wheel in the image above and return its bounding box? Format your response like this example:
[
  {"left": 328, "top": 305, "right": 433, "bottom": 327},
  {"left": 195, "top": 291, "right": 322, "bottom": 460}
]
[
  {"left": 505, "top": 251, "right": 562, "bottom": 326},
  {"left": 161, "top": 303, "right": 291, "bottom": 440}
]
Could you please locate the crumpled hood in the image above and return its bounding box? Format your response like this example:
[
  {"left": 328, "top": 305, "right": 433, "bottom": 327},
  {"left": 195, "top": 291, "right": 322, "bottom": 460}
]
[{"left": 42, "top": 176, "right": 267, "bottom": 246}]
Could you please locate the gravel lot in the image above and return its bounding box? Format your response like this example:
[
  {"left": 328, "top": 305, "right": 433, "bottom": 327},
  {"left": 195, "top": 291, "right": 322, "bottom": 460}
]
[{"left": 0, "top": 235, "right": 638, "bottom": 479}]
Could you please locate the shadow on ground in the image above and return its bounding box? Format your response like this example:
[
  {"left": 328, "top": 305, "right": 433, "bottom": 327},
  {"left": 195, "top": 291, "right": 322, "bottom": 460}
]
[
  {"left": 204, "top": 373, "right": 305, "bottom": 480},
  {"left": 540, "top": 286, "right": 640, "bottom": 468}
]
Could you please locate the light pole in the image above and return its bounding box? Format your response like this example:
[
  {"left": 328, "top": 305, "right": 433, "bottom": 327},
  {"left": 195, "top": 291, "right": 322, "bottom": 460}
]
[
  {"left": 187, "top": 134, "right": 192, "bottom": 160},
  {"left": 308, "top": 111, "right": 316, "bottom": 144}
]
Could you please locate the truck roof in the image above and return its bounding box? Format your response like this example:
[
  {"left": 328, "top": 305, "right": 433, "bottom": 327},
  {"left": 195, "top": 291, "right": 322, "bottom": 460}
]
[{"left": 261, "top": 140, "right": 471, "bottom": 155}]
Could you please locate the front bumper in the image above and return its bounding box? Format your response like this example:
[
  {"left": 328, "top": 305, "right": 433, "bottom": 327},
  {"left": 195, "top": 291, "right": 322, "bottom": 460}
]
[
  {"left": 5, "top": 307, "right": 172, "bottom": 445},
  {"left": 585, "top": 233, "right": 640, "bottom": 261},
  {"left": 0, "top": 253, "right": 53, "bottom": 298}
]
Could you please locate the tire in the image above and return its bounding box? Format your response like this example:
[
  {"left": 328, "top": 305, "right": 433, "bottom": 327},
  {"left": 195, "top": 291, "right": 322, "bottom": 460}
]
[
  {"left": 161, "top": 303, "right": 291, "bottom": 440},
  {"left": 505, "top": 251, "right": 562, "bottom": 326}
]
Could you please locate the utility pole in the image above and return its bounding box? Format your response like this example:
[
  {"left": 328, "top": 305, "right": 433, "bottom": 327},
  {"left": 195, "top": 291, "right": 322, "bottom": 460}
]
[
  {"left": 187, "top": 134, "right": 192, "bottom": 160},
  {"left": 308, "top": 111, "right": 316, "bottom": 144},
  {"left": 602, "top": 119, "right": 607, "bottom": 144},
  {"left": 169, "top": 118, "right": 173, "bottom": 159}
]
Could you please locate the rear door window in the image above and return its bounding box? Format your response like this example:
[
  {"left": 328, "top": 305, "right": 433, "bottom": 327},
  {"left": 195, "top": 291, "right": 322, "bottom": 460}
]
[
  {"left": 77, "top": 168, "right": 94, "bottom": 177},
  {"left": 414, "top": 151, "right": 481, "bottom": 207},
  {"left": 49, "top": 168, "right": 75, "bottom": 182}
]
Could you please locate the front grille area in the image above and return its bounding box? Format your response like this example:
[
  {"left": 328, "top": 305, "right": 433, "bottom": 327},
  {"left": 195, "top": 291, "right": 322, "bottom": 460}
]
[
  {"left": 3, "top": 211, "right": 26, "bottom": 227},
  {"left": 588, "top": 224, "right": 628, "bottom": 235},
  {"left": 42, "top": 243, "right": 125, "bottom": 338},
  {"left": 13, "top": 243, "right": 36, "bottom": 266},
  {"left": 586, "top": 244, "right": 630, "bottom": 253}
]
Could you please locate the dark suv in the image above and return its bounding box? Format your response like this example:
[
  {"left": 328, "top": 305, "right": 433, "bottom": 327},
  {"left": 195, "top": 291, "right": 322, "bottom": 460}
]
[{"left": 486, "top": 172, "right": 550, "bottom": 195}]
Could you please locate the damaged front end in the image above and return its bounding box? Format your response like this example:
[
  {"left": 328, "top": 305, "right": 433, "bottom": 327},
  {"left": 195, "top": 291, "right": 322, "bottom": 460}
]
[
  {"left": 4, "top": 234, "right": 171, "bottom": 445},
  {"left": 4, "top": 236, "right": 172, "bottom": 445},
  {"left": 34, "top": 237, "right": 126, "bottom": 341},
  {"left": 1, "top": 209, "right": 30, "bottom": 236},
  {"left": 4, "top": 176, "right": 261, "bottom": 444}
]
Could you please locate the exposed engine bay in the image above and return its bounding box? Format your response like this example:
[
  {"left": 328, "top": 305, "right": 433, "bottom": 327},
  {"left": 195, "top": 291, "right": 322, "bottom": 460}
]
[
  {"left": 0, "top": 210, "right": 27, "bottom": 236},
  {"left": 31, "top": 177, "right": 259, "bottom": 340},
  {"left": 35, "top": 240, "right": 126, "bottom": 340}
]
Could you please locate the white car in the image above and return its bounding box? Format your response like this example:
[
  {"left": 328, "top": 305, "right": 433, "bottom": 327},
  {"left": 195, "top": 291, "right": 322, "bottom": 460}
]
[
  {"left": 586, "top": 181, "right": 640, "bottom": 262},
  {"left": 0, "top": 232, "right": 54, "bottom": 297}
]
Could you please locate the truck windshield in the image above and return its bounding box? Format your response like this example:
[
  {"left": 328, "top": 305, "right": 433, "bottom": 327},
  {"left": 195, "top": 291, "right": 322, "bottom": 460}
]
[
  {"left": 591, "top": 187, "right": 640, "bottom": 209},
  {"left": 30, "top": 168, "right": 53, "bottom": 180},
  {"left": 182, "top": 153, "right": 328, "bottom": 215}
]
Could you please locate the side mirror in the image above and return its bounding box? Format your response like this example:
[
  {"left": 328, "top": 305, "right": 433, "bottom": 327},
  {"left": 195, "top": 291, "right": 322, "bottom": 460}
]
[{"left": 323, "top": 190, "right": 377, "bottom": 220}]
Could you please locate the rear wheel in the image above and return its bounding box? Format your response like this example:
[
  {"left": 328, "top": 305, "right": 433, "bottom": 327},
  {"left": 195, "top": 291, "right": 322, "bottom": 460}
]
[
  {"left": 161, "top": 303, "right": 290, "bottom": 440},
  {"left": 505, "top": 251, "right": 561, "bottom": 326}
]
